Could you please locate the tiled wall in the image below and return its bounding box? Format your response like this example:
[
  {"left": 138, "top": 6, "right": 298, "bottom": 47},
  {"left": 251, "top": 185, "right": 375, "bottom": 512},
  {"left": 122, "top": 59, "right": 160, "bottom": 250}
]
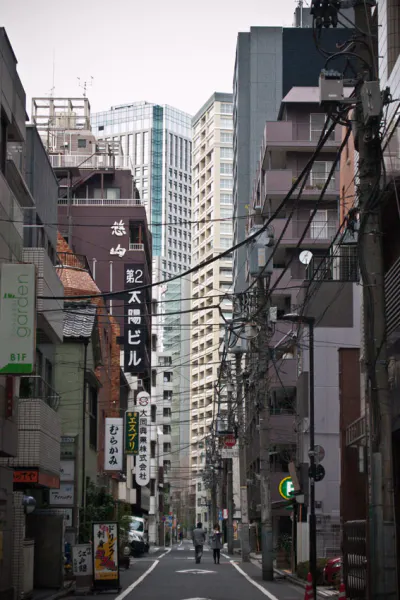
[
  {"left": 9, "top": 399, "right": 61, "bottom": 475},
  {"left": 12, "top": 491, "right": 25, "bottom": 600}
]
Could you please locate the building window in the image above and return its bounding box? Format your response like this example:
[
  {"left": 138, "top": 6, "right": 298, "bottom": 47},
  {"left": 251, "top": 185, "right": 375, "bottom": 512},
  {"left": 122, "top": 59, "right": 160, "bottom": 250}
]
[
  {"left": 220, "top": 132, "right": 233, "bottom": 144},
  {"left": 163, "top": 407, "right": 171, "bottom": 418},
  {"left": 220, "top": 118, "right": 233, "bottom": 129},
  {"left": 89, "top": 387, "right": 98, "bottom": 450},
  {"left": 151, "top": 405, "right": 157, "bottom": 423},
  {"left": 163, "top": 443, "right": 171, "bottom": 453},
  {"left": 163, "top": 425, "right": 171, "bottom": 435},
  {"left": 197, "top": 482, "right": 201, "bottom": 492},
  {"left": 78, "top": 138, "right": 87, "bottom": 148},
  {"left": 135, "top": 133, "right": 142, "bottom": 165},
  {"left": 220, "top": 163, "right": 232, "bottom": 175},
  {"left": 151, "top": 441, "right": 156, "bottom": 459},
  {"left": 220, "top": 179, "right": 233, "bottom": 189},
  {"left": 220, "top": 147, "right": 233, "bottom": 159},
  {"left": 220, "top": 193, "right": 233, "bottom": 205},
  {"left": 220, "top": 103, "right": 233, "bottom": 114}
]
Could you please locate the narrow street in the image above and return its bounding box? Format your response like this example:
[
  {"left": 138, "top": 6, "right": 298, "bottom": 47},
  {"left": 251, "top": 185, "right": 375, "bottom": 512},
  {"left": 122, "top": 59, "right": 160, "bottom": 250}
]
[{"left": 73, "top": 543, "right": 307, "bottom": 600}]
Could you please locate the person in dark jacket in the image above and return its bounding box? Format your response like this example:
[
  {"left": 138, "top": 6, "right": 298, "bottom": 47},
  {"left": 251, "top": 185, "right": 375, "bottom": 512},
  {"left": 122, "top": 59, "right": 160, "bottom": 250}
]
[
  {"left": 192, "top": 522, "right": 206, "bottom": 563},
  {"left": 210, "top": 523, "right": 222, "bottom": 564}
]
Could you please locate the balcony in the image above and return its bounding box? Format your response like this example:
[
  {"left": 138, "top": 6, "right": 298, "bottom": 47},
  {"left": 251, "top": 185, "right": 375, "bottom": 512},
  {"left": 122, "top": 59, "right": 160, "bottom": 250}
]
[
  {"left": 259, "top": 169, "right": 339, "bottom": 214},
  {"left": 49, "top": 153, "right": 132, "bottom": 170},
  {"left": 129, "top": 243, "right": 144, "bottom": 251},
  {"left": 305, "top": 248, "right": 359, "bottom": 283},
  {"left": 269, "top": 217, "right": 337, "bottom": 247},
  {"left": 23, "top": 248, "right": 64, "bottom": 344},
  {"left": 0, "top": 173, "right": 24, "bottom": 261},
  {"left": 270, "top": 413, "right": 297, "bottom": 445},
  {"left": 261, "top": 121, "right": 340, "bottom": 157},
  {"left": 8, "top": 380, "right": 61, "bottom": 480},
  {"left": 57, "top": 197, "right": 143, "bottom": 207}
]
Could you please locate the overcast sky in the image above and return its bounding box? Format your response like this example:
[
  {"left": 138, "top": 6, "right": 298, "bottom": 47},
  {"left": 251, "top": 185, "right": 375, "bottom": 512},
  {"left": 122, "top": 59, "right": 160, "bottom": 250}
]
[{"left": 1, "top": 0, "right": 297, "bottom": 118}]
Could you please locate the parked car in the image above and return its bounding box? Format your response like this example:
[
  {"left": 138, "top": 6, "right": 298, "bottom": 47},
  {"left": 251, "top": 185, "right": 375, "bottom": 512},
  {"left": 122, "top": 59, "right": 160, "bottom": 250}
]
[
  {"left": 323, "top": 557, "right": 341, "bottom": 584},
  {"left": 128, "top": 529, "right": 146, "bottom": 557}
]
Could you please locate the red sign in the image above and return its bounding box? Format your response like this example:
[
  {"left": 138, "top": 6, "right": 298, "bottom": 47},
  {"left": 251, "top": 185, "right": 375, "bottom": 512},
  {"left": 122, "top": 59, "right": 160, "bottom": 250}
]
[
  {"left": 14, "top": 470, "right": 38, "bottom": 484},
  {"left": 224, "top": 435, "right": 236, "bottom": 449}
]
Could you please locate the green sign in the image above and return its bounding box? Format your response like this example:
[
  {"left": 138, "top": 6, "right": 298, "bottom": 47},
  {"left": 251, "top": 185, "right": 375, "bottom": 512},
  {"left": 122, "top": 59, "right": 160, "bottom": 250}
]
[
  {"left": 0, "top": 264, "right": 36, "bottom": 374},
  {"left": 125, "top": 411, "right": 139, "bottom": 454},
  {"left": 279, "top": 476, "right": 294, "bottom": 500}
]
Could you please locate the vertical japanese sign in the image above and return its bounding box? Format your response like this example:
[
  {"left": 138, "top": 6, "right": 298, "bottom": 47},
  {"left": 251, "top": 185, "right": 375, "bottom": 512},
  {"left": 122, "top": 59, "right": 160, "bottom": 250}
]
[
  {"left": 92, "top": 522, "right": 119, "bottom": 590},
  {"left": 135, "top": 391, "right": 150, "bottom": 486},
  {"left": 72, "top": 544, "right": 93, "bottom": 576},
  {"left": 109, "top": 220, "right": 128, "bottom": 258},
  {"left": 125, "top": 411, "right": 139, "bottom": 454},
  {"left": 104, "top": 418, "right": 123, "bottom": 471},
  {"left": 123, "top": 263, "right": 149, "bottom": 373}
]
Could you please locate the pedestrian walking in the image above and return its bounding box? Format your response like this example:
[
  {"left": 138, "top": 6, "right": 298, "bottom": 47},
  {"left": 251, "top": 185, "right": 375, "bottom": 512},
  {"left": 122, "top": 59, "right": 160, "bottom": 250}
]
[
  {"left": 210, "top": 523, "right": 222, "bottom": 564},
  {"left": 192, "top": 521, "right": 206, "bottom": 564}
]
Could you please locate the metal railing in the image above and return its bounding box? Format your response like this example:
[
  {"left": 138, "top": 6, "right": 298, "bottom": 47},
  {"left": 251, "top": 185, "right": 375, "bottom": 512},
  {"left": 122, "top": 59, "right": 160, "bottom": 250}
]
[
  {"left": 292, "top": 170, "right": 337, "bottom": 192},
  {"left": 292, "top": 123, "right": 337, "bottom": 142},
  {"left": 19, "top": 375, "right": 60, "bottom": 411},
  {"left": 49, "top": 153, "right": 132, "bottom": 170},
  {"left": 57, "top": 197, "right": 143, "bottom": 206},
  {"left": 346, "top": 416, "right": 366, "bottom": 447},
  {"left": 342, "top": 520, "right": 367, "bottom": 599},
  {"left": 129, "top": 243, "right": 145, "bottom": 251},
  {"left": 306, "top": 247, "right": 359, "bottom": 282},
  {"left": 57, "top": 251, "right": 91, "bottom": 272},
  {"left": 385, "top": 253, "right": 400, "bottom": 337}
]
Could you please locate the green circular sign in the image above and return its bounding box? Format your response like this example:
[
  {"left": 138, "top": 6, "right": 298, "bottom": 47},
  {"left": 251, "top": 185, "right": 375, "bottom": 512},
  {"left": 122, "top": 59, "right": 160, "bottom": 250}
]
[{"left": 279, "top": 477, "right": 294, "bottom": 500}]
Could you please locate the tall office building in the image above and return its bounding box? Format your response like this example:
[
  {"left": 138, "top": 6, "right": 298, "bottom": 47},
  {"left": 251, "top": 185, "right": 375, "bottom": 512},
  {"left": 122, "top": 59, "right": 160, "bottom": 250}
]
[
  {"left": 190, "top": 93, "right": 237, "bottom": 525},
  {"left": 91, "top": 103, "right": 193, "bottom": 504}
]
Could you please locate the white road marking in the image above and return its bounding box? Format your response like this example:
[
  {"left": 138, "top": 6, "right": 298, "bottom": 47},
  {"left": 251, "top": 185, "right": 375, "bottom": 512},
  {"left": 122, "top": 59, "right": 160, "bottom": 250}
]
[
  {"left": 176, "top": 569, "right": 216, "bottom": 574},
  {"left": 159, "top": 548, "right": 172, "bottom": 559},
  {"left": 114, "top": 560, "right": 159, "bottom": 600},
  {"left": 230, "top": 561, "right": 280, "bottom": 600},
  {"left": 222, "top": 553, "right": 230, "bottom": 559}
]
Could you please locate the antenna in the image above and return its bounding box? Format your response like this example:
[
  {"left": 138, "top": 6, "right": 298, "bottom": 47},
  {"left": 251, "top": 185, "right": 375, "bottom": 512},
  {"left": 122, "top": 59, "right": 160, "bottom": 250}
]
[{"left": 77, "top": 76, "right": 94, "bottom": 98}]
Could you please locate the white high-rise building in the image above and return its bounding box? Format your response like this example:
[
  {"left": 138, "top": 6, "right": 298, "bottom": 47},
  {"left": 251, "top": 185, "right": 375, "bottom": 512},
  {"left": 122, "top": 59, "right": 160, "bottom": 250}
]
[
  {"left": 91, "top": 103, "right": 192, "bottom": 512},
  {"left": 190, "top": 93, "right": 234, "bottom": 525}
]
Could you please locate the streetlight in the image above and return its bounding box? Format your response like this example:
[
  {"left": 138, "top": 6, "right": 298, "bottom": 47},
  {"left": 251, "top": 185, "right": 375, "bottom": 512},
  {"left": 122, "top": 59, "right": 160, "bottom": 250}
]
[{"left": 281, "top": 313, "right": 316, "bottom": 599}]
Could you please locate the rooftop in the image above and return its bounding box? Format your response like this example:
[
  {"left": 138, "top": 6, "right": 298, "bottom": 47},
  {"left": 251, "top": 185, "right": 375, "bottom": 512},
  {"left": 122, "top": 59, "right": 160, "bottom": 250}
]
[{"left": 63, "top": 302, "right": 97, "bottom": 339}]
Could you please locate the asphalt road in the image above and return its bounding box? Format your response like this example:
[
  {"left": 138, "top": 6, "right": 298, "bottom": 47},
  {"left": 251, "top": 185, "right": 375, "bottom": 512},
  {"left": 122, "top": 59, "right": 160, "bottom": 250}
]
[{"left": 74, "top": 541, "right": 308, "bottom": 600}]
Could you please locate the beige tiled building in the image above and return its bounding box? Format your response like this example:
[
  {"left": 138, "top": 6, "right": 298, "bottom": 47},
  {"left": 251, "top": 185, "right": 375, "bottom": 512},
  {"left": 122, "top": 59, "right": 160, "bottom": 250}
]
[{"left": 190, "top": 93, "right": 234, "bottom": 524}]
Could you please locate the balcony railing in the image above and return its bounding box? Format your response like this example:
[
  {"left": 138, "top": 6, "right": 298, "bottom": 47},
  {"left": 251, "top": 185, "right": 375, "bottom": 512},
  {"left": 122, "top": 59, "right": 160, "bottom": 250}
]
[
  {"left": 49, "top": 153, "right": 132, "bottom": 170},
  {"left": 306, "top": 247, "right": 359, "bottom": 283},
  {"left": 58, "top": 198, "right": 143, "bottom": 206},
  {"left": 19, "top": 376, "right": 60, "bottom": 411},
  {"left": 57, "top": 251, "right": 91, "bottom": 272},
  {"left": 129, "top": 243, "right": 145, "bottom": 251},
  {"left": 346, "top": 415, "right": 366, "bottom": 447}
]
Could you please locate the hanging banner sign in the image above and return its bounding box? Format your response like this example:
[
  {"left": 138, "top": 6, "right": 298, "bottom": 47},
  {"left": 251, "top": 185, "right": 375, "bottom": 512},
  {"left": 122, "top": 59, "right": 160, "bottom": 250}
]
[
  {"left": 104, "top": 418, "right": 123, "bottom": 471},
  {"left": 135, "top": 391, "right": 150, "bottom": 486},
  {"left": 123, "top": 264, "right": 149, "bottom": 373},
  {"left": 92, "top": 522, "right": 120, "bottom": 591},
  {"left": 125, "top": 411, "right": 139, "bottom": 455}
]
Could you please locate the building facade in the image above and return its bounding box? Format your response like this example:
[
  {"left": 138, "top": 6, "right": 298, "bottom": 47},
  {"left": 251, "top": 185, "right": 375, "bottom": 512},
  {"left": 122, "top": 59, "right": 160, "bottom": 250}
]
[
  {"left": 91, "top": 102, "right": 193, "bottom": 513},
  {"left": 232, "top": 25, "right": 356, "bottom": 296},
  {"left": 247, "top": 87, "right": 360, "bottom": 558},
  {"left": 190, "top": 93, "right": 235, "bottom": 525}
]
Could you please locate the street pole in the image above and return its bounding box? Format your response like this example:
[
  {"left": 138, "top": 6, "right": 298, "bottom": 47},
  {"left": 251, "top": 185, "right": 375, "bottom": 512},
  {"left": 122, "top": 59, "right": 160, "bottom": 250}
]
[
  {"left": 308, "top": 320, "right": 316, "bottom": 600},
  {"left": 236, "top": 352, "right": 250, "bottom": 561},
  {"left": 257, "top": 279, "right": 274, "bottom": 581},
  {"left": 227, "top": 458, "right": 234, "bottom": 554},
  {"left": 80, "top": 339, "right": 89, "bottom": 542},
  {"left": 351, "top": 3, "right": 398, "bottom": 597}
]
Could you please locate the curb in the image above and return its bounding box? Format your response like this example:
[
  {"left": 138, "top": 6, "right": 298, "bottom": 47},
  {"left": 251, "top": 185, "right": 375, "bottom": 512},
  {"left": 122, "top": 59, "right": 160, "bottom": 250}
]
[
  {"left": 248, "top": 556, "right": 339, "bottom": 599},
  {"left": 41, "top": 583, "right": 75, "bottom": 600}
]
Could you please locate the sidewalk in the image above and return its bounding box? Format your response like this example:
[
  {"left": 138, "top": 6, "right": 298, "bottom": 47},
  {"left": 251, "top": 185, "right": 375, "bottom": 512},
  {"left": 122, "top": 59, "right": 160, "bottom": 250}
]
[
  {"left": 249, "top": 553, "right": 339, "bottom": 599},
  {"left": 32, "top": 581, "right": 74, "bottom": 600}
]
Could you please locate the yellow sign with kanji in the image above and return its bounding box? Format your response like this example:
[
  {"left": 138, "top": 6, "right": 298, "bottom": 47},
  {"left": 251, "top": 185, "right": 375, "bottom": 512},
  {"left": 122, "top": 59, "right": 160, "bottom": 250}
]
[{"left": 124, "top": 411, "right": 139, "bottom": 455}]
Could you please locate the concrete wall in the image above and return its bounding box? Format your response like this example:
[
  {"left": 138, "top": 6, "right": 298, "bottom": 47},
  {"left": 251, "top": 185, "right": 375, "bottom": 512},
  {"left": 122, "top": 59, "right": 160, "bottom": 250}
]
[{"left": 299, "top": 284, "right": 361, "bottom": 519}]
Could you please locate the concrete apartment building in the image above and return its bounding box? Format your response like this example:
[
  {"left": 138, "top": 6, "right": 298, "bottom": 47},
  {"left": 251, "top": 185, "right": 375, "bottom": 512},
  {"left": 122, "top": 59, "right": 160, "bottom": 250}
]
[
  {"left": 91, "top": 103, "right": 193, "bottom": 504},
  {"left": 248, "top": 87, "right": 361, "bottom": 558},
  {"left": 190, "top": 93, "right": 237, "bottom": 525},
  {"left": 233, "top": 24, "right": 355, "bottom": 296}
]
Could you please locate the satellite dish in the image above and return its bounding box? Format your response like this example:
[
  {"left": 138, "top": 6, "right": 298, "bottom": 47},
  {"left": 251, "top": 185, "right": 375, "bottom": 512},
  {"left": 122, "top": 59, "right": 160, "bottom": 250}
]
[{"left": 299, "top": 250, "right": 313, "bottom": 265}]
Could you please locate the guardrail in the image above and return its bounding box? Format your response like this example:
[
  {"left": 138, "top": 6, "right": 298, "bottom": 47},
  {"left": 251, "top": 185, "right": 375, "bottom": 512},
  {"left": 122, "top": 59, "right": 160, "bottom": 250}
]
[{"left": 57, "top": 198, "right": 143, "bottom": 206}]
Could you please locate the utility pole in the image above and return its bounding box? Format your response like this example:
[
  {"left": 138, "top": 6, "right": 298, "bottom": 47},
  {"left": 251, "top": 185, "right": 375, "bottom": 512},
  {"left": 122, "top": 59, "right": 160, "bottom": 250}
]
[
  {"left": 235, "top": 352, "right": 250, "bottom": 561},
  {"left": 257, "top": 279, "right": 273, "bottom": 581},
  {"left": 352, "top": 3, "right": 397, "bottom": 598},
  {"left": 227, "top": 381, "right": 234, "bottom": 554}
]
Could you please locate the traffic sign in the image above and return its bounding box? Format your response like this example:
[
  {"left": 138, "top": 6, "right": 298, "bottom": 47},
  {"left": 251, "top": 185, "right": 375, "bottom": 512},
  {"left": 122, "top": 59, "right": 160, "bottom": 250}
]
[
  {"left": 309, "top": 445, "right": 325, "bottom": 464},
  {"left": 278, "top": 476, "right": 294, "bottom": 500},
  {"left": 309, "top": 464, "right": 325, "bottom": 482},
  {"left": 224, "top": 435, "right": 236, "bottom": 448}
]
